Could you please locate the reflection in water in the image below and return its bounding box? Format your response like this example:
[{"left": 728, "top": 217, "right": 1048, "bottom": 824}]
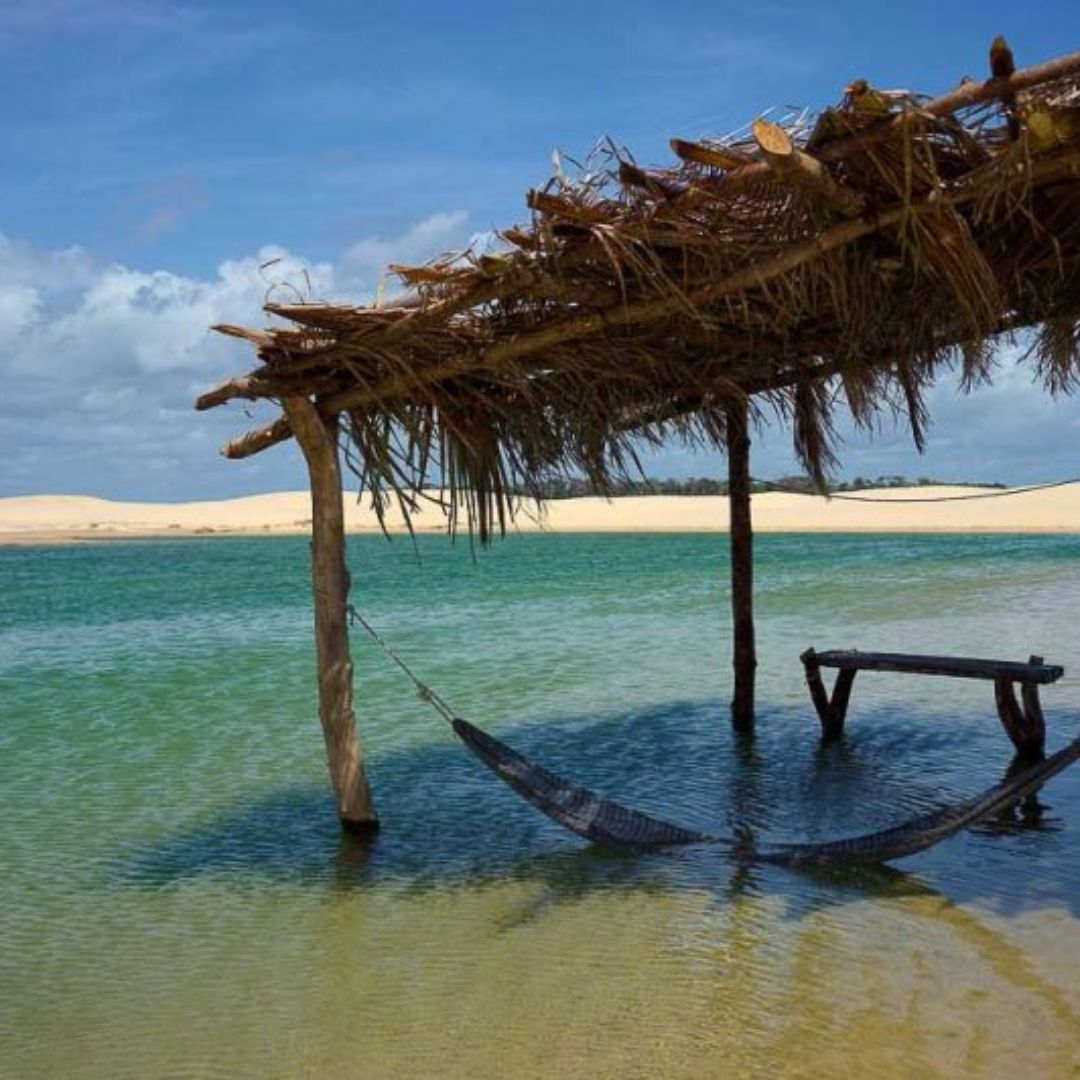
[
  {"left": 114, "top": 700, "right": 1073, "bottom": 904},
  {"left": 984, "top": 751, "right": 1054, "bottom": 833}
]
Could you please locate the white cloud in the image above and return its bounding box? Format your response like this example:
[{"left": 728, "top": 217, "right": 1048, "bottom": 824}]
[
  {"left": 0, "top": 214, "right": 469, "bottom": 499},
  {"left": 0, "top": 233, "right": 96, "bottom": 292},
  {"left": 340, "top": 210, "right": 470, "bottom": 297},
  {"left": 0, "top": 285, "right": 41, "bottom": 341}
]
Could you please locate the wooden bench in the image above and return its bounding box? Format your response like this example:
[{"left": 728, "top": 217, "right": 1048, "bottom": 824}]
[{"left": 800, "top": 648, "right": 1064, "bottom": 757}]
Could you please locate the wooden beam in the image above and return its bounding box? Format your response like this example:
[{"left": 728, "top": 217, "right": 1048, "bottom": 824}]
[
  {"left": 196, "top": 370, "right": 341, "bottom": 412},
  {"left": 726, "top": 398, "right": 756, "bottom": 731},
  {"left": 223, "top": 416, "right": 293, "bottom": 459},
  {"left": 196, "top": 375, "right": 261, "bottom": 411},
  {"left": 615, "top": 300, "right": 1041, "bottom": 436},
  {"left": 281, "top": 395, "right": 378, "bottom": 833}
]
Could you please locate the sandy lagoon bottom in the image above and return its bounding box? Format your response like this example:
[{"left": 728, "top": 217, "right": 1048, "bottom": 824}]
[{"left": 2, "top": 533, "right": 1080, "bottom": 1077}]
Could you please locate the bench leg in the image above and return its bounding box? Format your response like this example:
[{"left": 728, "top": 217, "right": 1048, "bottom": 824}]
[
  {"left": 831, "top": 668, "right": 857, "bottom": 731},
  {"left": 994, "top": 677, "right": 1044, "bottom": 759},
  {"left": 801, "top": 649, "right": 856, "bottom": 742},
  {"left": 1019, "top": 683, "right": 1047, "bottom": 760},
  {"left": 802, "top": 651, "right": 833, "bottom": 732},
  {"left": 1019, "top": 655, "right": 1048, "bottom": 760}
]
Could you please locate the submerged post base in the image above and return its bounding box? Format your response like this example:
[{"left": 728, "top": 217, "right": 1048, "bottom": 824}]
[{"left": 340, "top": 816, "right": 381, "bottom": 837}]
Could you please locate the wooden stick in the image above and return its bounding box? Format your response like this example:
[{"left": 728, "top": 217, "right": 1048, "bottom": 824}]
[
  {"left": 196, "top": 376, "right": 261, "bottom": 411},
  {"left": 752, "top": 118, "right": 865, "bottom": 218},
  {"left": 223, "top": 416, "right": 292, "bottom": 459},
  {"left": 196, "top": 370, "right": 312, "bottom": 412},
  {"left": 670, "top": 138, "right": 754, "bottom": 169},
  {"left": 281, "top": 396, "right": 378, "bottom": 832},
  {"left": 617, "top": 300, "right": 1040, "bottom": 434}
]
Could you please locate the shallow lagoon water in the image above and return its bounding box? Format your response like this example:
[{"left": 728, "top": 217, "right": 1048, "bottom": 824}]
[{"left": 2, "top": 532, "right": 1080, "bottom": 1077}]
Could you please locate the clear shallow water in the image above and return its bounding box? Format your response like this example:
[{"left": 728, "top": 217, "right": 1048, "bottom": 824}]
[{"left": 2, "top": 532, "right": 1080, "bottom": 1078}]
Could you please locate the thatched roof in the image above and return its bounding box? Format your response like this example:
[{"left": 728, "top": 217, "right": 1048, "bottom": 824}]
[{"left": 199, "top": 41, "right": 1080, "bottom": 538}]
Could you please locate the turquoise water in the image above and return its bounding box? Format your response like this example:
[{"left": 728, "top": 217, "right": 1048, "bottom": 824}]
[{"left": 3, "top": 533, "right": 1080, "bottom": 1077}]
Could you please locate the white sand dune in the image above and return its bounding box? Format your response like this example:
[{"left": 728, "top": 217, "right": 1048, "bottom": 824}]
[{"left": 1, "top": 485, "right": 1079, "bottom": 543}]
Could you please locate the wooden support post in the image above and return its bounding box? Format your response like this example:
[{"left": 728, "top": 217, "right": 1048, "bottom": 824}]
[
  {"left": 726, "top": 399, "right": 756, "bottom": 731},
  {"left": 1019, "top": 655, "right": 1048, "bottom": 759},
  {"left": 830, "top": 668, "right": 857, "bottom": 730},
  {"left": 282, "top": 395, "right": 379, "bottom": 833},
  {"left": 801, "top": 648, "right": 834, "bottom": 735},
  {"left": 995, "top": 669, "right": 1045, "bottom": 759},
  {"left": 800, "top": 648, "right": 855, "bottom": 741},
  {"left": 994, "top": 676, "right": 1029, "bottom": 757}
]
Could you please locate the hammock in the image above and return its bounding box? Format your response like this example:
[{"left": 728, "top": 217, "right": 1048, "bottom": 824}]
[{"left": 351, "top": 607, "right": 1080, "bottom": 866}]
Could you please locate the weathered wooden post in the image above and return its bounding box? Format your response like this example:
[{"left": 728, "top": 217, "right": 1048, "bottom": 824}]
[
  {"left": 726, "top": 399, "right": 756, "bottom": 731},
  {"left": 281, "top": 396, "right": 379, "bottom": 832}
]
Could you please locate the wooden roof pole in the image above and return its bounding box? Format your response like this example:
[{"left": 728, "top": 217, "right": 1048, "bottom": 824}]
[
  {"left": 726, "top": 399, "right": 756, "bottom": 732},
  {"left": 281, "top": 395, "right": 379, "bottom": 833}
]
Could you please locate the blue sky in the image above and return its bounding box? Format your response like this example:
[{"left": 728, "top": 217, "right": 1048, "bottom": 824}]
[{"left": 2, "top": 0, "right": 1079, "bottom": 499}]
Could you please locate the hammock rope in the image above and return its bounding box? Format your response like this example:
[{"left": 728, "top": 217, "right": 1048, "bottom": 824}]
[
  {"left": 346, "top": 601, "right": 1080, "bottom": 864},
  {"left": 753, "top": 476, "right": 1080, "bottom": 503},
  {"left": 348, "top": 604, "right": 456, "bottom": 722}
]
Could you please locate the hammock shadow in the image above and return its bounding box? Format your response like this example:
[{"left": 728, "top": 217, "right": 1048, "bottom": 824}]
[{"left": 117, "top": 697, "right": 1080, "bottom": 918}]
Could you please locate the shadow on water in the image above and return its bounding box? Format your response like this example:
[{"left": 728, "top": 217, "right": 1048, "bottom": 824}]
[{"left": 118, "top": 698, "right": 1080, "bottom": 919}]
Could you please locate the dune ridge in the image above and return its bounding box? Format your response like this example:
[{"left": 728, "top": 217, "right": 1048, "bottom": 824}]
[{"left": 2, "top": 486, "right": 1079, "bottom": 544}]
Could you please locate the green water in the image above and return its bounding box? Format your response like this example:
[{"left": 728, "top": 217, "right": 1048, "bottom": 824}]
[{"left": 3, "top": 533, "right": 1080, "bottom": 1078}]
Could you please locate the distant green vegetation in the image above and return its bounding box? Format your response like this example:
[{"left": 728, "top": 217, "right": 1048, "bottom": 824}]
[{"left": 527, "top": 475, "right": 1007, "bottom": 499}]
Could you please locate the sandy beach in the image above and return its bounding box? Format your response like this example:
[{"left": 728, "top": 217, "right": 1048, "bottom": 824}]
[{"left": 1, "top": 485, "right": 1078, "bottom": 543}]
